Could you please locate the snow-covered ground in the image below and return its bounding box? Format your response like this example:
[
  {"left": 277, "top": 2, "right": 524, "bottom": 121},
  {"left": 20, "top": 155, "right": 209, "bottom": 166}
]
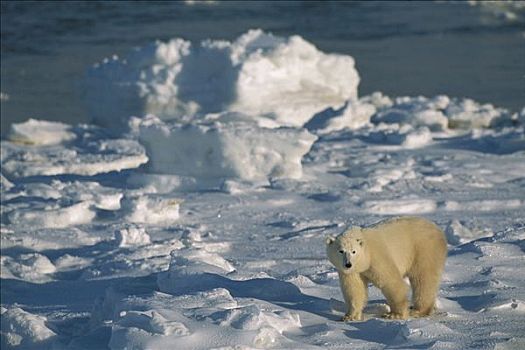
[{"left": 1, "top": 30, "right": 524, "bottom": 350}]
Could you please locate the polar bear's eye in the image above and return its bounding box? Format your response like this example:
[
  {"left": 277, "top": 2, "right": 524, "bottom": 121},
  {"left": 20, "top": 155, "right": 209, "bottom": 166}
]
[
  {"left": 338, "top": 250, "right": 344, "bottom": 254},
  {"left": 352, "top": 250, "right": 356, "bottom": 254}
]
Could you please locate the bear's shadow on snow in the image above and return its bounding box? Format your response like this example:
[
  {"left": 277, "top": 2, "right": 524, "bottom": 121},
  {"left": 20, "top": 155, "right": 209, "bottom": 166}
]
[
  {"left": 344, "top": 318, "right": 437, "bottom": 348},
  {"left": 447, "top": 293, "right": 498, "bottom": 312},
  {"left": 344, "top": 318, "right": 408, "bottom": 346}
]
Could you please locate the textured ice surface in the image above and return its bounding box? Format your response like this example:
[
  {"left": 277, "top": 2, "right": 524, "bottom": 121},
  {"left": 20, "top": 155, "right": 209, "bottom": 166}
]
[
  {"left": 7, "top": 201, "right": 96, "bottom": 229},
  {"left": 2, "top": 180, "right": 123, "bottom": 229},
  {"left": 1, "top": 253, "right": 56, "bottom": 283},
  {"left": 1, "top": 123, "right": 148, "bottom": 177}
]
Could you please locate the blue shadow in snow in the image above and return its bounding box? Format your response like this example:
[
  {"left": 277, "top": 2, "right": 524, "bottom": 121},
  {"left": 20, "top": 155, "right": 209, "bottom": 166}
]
[{"left": 160, "top": 271, "right": 336, "bottom": 319}]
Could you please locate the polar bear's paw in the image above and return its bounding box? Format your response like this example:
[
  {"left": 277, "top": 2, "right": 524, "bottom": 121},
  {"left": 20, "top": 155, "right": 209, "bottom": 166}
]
[
  {"left": 342, "top": 312, "right": 363, "bottom": 322},
  {"left": 382, "top": 311, "right": 408, "bottom": 320},
  {"left": 409, "top": 308, "right": 434, "bottom": 318}
]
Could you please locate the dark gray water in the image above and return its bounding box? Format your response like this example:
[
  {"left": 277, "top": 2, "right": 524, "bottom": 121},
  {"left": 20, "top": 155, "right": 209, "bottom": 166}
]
[{"left": 1, "top": 1, "right": 524, "bottom": 135}]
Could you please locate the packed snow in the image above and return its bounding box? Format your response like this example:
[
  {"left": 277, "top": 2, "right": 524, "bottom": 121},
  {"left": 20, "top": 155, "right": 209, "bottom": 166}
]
[
  {"left": 133, "top": 114, "right": 317, "bottom": 183},
  {"left": 1, "top": 30, "right": 524, "bottom": 350},
  {"left": 7, "top": 119, "right": 76, "bottom": 146}
]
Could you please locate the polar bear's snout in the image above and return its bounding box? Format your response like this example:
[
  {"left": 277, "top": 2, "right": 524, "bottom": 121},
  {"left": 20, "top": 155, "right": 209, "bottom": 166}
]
[{"left": 343, "top": 253, "right": 353, "bottom": 269}]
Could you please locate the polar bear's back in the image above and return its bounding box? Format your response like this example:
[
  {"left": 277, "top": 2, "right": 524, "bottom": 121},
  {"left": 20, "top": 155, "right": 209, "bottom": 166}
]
[
  {"left": 364, "top": 217, "right": 447, "bottom": 275},
  {"left": 367, "top": 216, "right": 444, "bottom": 240}
]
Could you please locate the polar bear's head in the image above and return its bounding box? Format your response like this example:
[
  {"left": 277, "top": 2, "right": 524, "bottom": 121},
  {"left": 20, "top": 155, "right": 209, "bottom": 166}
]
[{"left": 326, "top": 227, "right": 369, "bottom": 274}]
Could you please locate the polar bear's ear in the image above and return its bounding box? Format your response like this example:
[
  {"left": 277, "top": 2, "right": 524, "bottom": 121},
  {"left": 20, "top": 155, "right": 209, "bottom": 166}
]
[{"left": 325, "top": 236, "right": 335, "bottom": 245}]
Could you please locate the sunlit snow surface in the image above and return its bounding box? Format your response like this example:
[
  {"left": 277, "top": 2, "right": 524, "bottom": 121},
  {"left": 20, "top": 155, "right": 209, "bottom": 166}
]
[{"left": 1, "top": 30, "right": 525, "bottom": 350}]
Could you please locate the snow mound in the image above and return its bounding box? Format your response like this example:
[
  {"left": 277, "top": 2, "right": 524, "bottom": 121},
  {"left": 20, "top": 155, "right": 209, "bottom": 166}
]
[
  {"left": 135, "top": 114, "right": 317, "bottom": 181},
  {"left": 7, "top": 119, "right": 76, "bottom": 146},
  {"left": 366, "top": 124, "right": 433, "bottom": 148},
  {"left": 208, "top": 304, "right": 300, "bottom": 333},
  {"left": 159, "top": 246, "right": 236, "bottom": 286},
  {"left": 2, "top": 180, "right": 123, "bottom": 229},
  {"left": 445, "top": 97, "right": 518, "bottom": 129},
  {"left": 86, "top": 29, "right": 359, "bottom": 129},
  {"left": 116, "top": 310, "right": 191, "bottom": 336},
  {"left": 402, "top": 319, "right": 458, "bottom": 343},
  {"left": 305, "top": 98, "right": 377, "bottom": 134},
  {"left": 1, "top": 253, "right": 56, "bottom": 283},
  {"left": 94, "top": 287, "right": 300, "bottom": 350},
  {"left": 122, "top": 194, "right": 181, "bottom": 224},
  {"left": 1, "top": 123, "right": 148, "bottom": 178},
  {"left": 1, "top": 173, "right": 14, "bottom": 190},
  {"left": 1, "top": 307, "right": 57, "bottom": 349},
  {"left": 158, "top": 248, "right": 304, "bottom": 304},
  {"left": 461, "top": 127, "right": 525, "bottom": 154},
  {"left": 305, "top": 92, "right": 520, "bottom": 139},
  {"left": 365, "top": 164, "right": 417, "bottom": 193},
  {"left": 7, "top": 201, "right": 96, "bottom": 229},
  {"left": 483, "top": 299, "right": 525, "bottom": 314},
  {"left": 115, "top": 226, "right": 151, "bottom": 247},
  {"left": 101, "top": 289, "right": 238, "bottom": 318},
  {"left": 1, "top": 227, "right": 100, "bottom": 252},
  {"left": 62, "top": 181, "right": 123, "bottom": 211},
  {"left": 371, "top": 95, "right": 518, "bottom": 131},
  {"left": 53, "top": 254, "right": 93, "bottom": 271},
  {"left": 127, "top": 173, "right": 200, "bottom": 193},
  {"left": 445, "top": 220, "right": 493, "bottom": 245},
  {"left": 2, "top": 180, "right": 122, "bottom": 209},
  {"left": 371, "top": 95, "right": 450, "bottom": 131}
]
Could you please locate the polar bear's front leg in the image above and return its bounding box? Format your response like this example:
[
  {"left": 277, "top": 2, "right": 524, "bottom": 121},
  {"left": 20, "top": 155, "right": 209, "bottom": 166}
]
[{"left": 339, "top": 272, "right": 368, "bottom": 322}]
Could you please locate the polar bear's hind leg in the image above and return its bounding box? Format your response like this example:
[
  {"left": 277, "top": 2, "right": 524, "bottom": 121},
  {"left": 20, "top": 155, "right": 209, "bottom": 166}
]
[{"left": 409, "top": 252, "right": 445, "bottom": 317}]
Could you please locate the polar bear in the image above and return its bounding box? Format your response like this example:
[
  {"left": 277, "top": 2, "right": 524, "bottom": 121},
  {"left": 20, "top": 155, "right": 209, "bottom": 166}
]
[{"left": 326, "top": 216, "right": 447, "bottom": 321}]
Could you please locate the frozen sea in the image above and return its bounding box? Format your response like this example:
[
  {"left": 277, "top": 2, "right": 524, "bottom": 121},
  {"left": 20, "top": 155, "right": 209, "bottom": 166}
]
[{"left": 1, "top": 1, "right": 525, "bottom": 350}]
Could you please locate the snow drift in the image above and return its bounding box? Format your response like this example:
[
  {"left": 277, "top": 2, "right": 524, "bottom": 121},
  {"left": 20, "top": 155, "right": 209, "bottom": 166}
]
[
  {"left": 133, "top": 114, "right": 317, "bottom": 181},
  {"left": 86, "top": 29, "right": 360, "bottom": 129}
]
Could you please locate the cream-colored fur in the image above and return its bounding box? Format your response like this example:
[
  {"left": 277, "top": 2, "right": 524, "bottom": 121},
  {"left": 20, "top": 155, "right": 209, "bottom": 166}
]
[{"left": 326, "top": 216, "right": 447, "bottom": 321}]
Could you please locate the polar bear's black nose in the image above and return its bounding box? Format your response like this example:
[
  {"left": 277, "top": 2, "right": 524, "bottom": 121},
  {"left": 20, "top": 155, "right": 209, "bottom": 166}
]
[{"left": 345, "top": 263, "right": 352, "bottom": 268}]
